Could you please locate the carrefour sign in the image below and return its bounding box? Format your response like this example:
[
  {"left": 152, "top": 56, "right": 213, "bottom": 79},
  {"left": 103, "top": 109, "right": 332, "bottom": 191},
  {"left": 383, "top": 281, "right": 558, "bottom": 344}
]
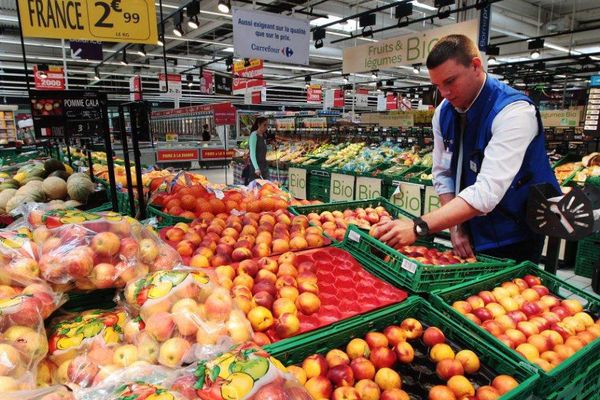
[{"left": 232, "top": 8, "right": 309, "bottom": 65}]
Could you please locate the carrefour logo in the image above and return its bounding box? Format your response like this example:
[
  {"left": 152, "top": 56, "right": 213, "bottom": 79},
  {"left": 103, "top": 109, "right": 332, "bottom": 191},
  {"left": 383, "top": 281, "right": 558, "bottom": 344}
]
[{"left": 251, "top": 44, "right": 294, "bottom": 57}]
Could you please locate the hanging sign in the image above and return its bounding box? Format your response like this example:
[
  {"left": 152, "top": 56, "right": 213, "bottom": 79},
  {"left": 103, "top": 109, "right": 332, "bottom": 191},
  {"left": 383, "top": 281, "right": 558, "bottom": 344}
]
[
  {"left": 200, "top": 70, "right": 214, "bottom": 94},
  {"left": 233, "top": 59, "right": 265, "bottom": 95},
  {"left": 362, "top": 112, "right": 414, "bottom": 128},
  {"left": 399, "top": 97, "right": 412, "bottom": 111},
  {"left": 330, "top": 173, "right": 355, "bottom": 201},
  {"left": 232, "top": 8, "right": 310, "bottom": 65},
  {"left": 33, "top": 65, "right": 65, "bottom": 91},
  {"left": 18, "top": 0, "right": 158, "bottom": 44},
  {"left": 540, "top": 109, "right": 581, "bottom": 127},
  {"left": 212, "top": 103, "right": 236, "bottom": 126},
  {"left": 324, "top": 89, "right": 344, "bottom": 109},
  {"left": 158, "top": 74, "right": 182, "bottom": 99},
  {"left": 129, "top": 75, "right": 142, "bottom": 101},
  {"left": 288, "top": 167, "right": 307, "bottom": 199},
  {"left": 355, "top": 177, "right": 382, "bottom": 200},
  {"left": 377, "top": 94, "right": 386, "bottom": 111},
  {"left": 70, "top": 40, "right": 103, "bottom": 60},
  {"left": 307, "top": 85, "right": 323, "bottom": 104},
  {"left": 157, "top": 149, "right": 199, "bottom": 163},
  {"left": 214, "top": 73, "right": 232, "bottom": 95},
  {"left": 342, "top": 19, "right": 479, "bottom": 74}
]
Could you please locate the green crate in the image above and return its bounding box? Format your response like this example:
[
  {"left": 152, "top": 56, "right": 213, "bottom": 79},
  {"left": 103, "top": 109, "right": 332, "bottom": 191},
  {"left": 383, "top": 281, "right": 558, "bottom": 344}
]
[
  {"left": 87, "top": 202, "right": 113, "bottom": 213},
  {"left": 430, "top": 262, "right": 600, "bottom": 399},
  {"left": 288, "top": 197, "right": 416, "bottom": 244},
  {"left": 545, "top": 358, "right": 600, "bottom": 400},
  {"left": 574, "top": 232, "right": 600, "bottom": 279},
  {"left": 408, "top": 167, "right": 433, "bottom": 185},
  {"left": 267, "top": 296, "right": 539, "bottom": 400},
  {"left": 340, "top": 225, "right": 514, "bottom": 293},
  {"left": 586, "top": 175, "right": 600, "bottom": 187},
  {"left": 307, "top": 168, "right": 331, "bottom": 203},
  {"left": 147, "top": 204, "right": 193, "bottom": 227}
]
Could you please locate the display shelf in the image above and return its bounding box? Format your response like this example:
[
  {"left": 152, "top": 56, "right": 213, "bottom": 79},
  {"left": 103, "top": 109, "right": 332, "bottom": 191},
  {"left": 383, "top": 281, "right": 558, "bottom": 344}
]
[{"left": 431, "top": 262, "right": 600, "bottom": 400}]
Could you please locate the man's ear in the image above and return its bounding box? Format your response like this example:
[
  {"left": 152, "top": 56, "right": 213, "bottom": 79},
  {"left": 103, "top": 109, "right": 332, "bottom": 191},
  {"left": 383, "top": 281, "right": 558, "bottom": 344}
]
[{"left": 472, "top": 57, "right": 483, "bottom": 71}]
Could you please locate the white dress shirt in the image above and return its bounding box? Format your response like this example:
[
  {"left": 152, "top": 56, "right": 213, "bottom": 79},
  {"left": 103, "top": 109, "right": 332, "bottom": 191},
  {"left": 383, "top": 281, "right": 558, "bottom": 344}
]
[{"left": 432, "top": 81, "right": 539, "bottom": 214}]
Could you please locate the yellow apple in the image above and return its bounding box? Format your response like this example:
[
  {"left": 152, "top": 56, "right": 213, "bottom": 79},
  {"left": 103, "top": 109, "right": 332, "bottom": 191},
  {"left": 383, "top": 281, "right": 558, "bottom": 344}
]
[{"left": 113, "top": 344, "right": 138, "bottom": 368}]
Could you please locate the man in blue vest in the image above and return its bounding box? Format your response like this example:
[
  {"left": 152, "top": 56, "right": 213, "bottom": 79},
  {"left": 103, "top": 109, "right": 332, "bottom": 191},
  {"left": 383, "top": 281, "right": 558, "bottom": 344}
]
[{"left": 373, "top": 34, "right": 560, "bottom": 263}]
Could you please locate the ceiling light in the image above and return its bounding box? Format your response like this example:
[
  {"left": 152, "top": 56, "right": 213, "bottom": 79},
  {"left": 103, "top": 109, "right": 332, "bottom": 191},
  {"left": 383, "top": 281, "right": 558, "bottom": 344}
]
[
  {"left": 411, "top": 1, "right": 437, "bottom": 11},
  {"left": 136, "top": 45, "right": 146, "bottom": 57},
  {"left": 343, "top": 75, "right": 349, "bottom": 84},
  {"left": 157, "top": 36, "right": 164, "bottom": 46},
  {"left": 315, "top": 39, "right": 324, "bottom": 49},
  {"left": 488, "top": 56, "right": 497, "bottom": 65},
  {"left": 530, "top": 50, "right": 540, "bottom": 59},
  {"left": 223, "top": 47, "right": 234, "bottom": 53},
  {"left": 187, "top": 74, "right": 194, "bottom": 87},
  {"left": 173, "top": 12, "right": 184, "bottom": 37},
  {"left": 188, "top": 16, "right": 199, "bottom": 29},
  {"left": 37, "top": 64, "right": 48, "bottom": 78},
  {"left": 413, "top": 64, "right": 421, "bottom": 74},
  {"left": 173, "top": 24, "right": 184, "bottom": 37},
  {"left": 94, "top": 68, "right": 100, "bottom": 80},
  {"left": 371, "top": 70, "right": 378, "bottom": 79},
  {"left": 556, "top": 74, "right": 566, "bottom": 78},
  {"left": 218, "top": 0, "right": 231, "bottom": 14}
]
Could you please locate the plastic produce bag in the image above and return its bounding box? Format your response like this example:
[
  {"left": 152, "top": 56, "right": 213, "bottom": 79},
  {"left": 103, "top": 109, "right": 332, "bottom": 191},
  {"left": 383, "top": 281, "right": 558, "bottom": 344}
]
[
  {"left": 121, "top": 268, "right": 253, "bottom": 368},
  {"left": 29, "top": 211, "right": 181, "bottom": 291},
  {"left": 45, "top": 308, "right": 129, "bottom": 389},
  {"left": 2, "top": 386, "right": 75, "bottom": 400},
  {"left": 172, "top": 343, "right": 312, "bottom": 400}
]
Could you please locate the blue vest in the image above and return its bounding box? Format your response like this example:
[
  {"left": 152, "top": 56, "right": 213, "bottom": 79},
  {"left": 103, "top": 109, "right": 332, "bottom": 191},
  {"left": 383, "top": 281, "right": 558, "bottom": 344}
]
[{"left": 439, "top": 76, "right": 560, "bottom": 251}]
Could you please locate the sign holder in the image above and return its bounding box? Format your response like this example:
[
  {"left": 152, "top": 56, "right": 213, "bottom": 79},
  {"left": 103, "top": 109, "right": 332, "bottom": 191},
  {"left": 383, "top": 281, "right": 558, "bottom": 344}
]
[{"left": 117, "top": 102, "right": 150, "bottom": 219}]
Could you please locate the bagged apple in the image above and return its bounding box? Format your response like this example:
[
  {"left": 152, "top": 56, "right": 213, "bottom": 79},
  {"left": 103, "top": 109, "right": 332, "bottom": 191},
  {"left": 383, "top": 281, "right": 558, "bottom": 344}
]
[
  {"left": 0, "top": 228, "right": 40, "bottom": 283},
  {"left": 32, "top": 212, "right": 181, "bottom": 291},
  {"left": 121, "top": 268, "right": 253, "bottom": 369},
  {"left": 173, "top": 342, "right": 312, "bottom": 400},
  {"left": 45, "top": 308, "right": 130, "bottom": 389},
  {"left": 2, "top": 386, "right": 75, "bottom": 400}
]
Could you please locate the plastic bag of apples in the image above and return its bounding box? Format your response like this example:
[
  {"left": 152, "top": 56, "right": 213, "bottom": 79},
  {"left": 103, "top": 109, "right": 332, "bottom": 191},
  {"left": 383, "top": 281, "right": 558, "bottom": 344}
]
[
  {"left": 43, "top": 307, "right": 131, "bottom": 390},
  {"left": 27, "top": 211, "right": 181, "bottom": 291},
  {"left": 2, "top": 386, "right": 75, "bottom": 400},
  {"left": 120, "top": 268, "right": 253, "bottom": 369},
  {"left": 171, "top": 342, "right": 313, "bottom": 400},
  {"left": 0, "top": 259, "right": 66, "bottom": 392}
]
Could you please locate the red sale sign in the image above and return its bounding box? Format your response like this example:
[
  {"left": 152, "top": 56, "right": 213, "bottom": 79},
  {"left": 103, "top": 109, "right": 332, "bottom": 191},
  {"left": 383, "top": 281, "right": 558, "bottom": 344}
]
[
  {"left": 233, "top": 59, "right": 265, "bottom": 95},
  {"left": 386, "top": 94, "right": 398, "bottom": 110},
  {"left": 34, "top": 65, "right": 65, "bottom": 91},
  {"left": 307, "top": 84, "right": 322, "bottom": 104},
  {"left": 334, "top": 89, "right": 345, "bottom": 107}
]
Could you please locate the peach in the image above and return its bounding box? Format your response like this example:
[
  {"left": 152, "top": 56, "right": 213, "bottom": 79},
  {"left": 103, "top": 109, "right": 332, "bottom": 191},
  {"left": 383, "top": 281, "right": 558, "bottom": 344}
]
[
  {"left": 303, "top": 354, "right": 328, "bottom": 379},
  {"left": 350, "top": 357, "right": 376, "bottom": 381},
  {"left": 436, "top": 358, "right": 464, "bottom": 380},
  {"left": 326, "top": 349, "right": 350, "bottom": 368},
  {"left": 527, "top": 334, "right": 552, "bottom": 354},
  {"left": 400, "top": 318, "right": 423, "bottom": 339},
  {"left": 247, "top": 306, "right": 274, "bottom": 332},
  {"left": 287, "top": 365, "right": 307, "bottom": 385},
  {"left": 491, "top": 375, "right": 519, "bottom": 395},
  {"left": 430, "top": 343, "right": 455, "bottom": 362},
  {"left": 452, "top": 301, "right": 472, "bottom": 315},
  {"left": 540, "top": 330, "right": 564, "bottom": 347},
  {"left": 515, "top": 343, "right": 539, "bottom": 361},
  {"left": 355, "top": 379, "right": 381, "bottom": 400},
  {"left": 394, "top": 341, "right": 414, "bottom": 364},
  {"left": 447, "top": 375, "right": 474, "bottom": 397},
  {"left": 305, "top": 376, "right": 333, "bottom": 399},
  {"left": 365, "top": 332, "right": 389, "bottom": 349},
  {"left": 295, "top": 292, "right": 321, "bottom": 315},
  {"left": 476, "top": 385, "right": 501, "bottom": 400},
  {"left": 279, "top": 285, "right": 300, "bottom": 302},
  {"left": 275, "top": 313, "right": 300, "bottom": 339},
  {"left": 347, "top": 338, "right": 371, "bottom": 360},
  {"left": 384, "top": 325, "right": 407, "bottom": 346},
  {"left": 428, "top": 385, "right": 457, "bottom": 400},
  {"left": 374, "top": 368, "right": 401, "bottom": 391},
  {"left": 554, "top": 344, "right": 575, "bottom": 360},
  {"left": 327, "top": 364, "right": 355, "bottom": 388},
  {"left": 455, "top": 349, "right": 480, "bottom": 374},
  {"left": 423, "top": 326, "right": 446, "bottom": 346}
]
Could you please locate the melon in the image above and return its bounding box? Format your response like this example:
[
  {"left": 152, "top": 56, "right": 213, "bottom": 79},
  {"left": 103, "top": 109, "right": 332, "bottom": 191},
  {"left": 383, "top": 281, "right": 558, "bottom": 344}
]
[
  {"left": 43, "top": 177, "right": 68, "bottom": 200},
  {"left": 67, "top": 177, "right": 95, "bottom": 203},
  {"left": 0, "top": 189, "right": 16, "bottom": 212},
  {"left": 44, "top": 159, "right": 65, "bottom": 174},
  {"left": 63, "top": 200, "right": 82, "bottom": 209},
  {"left": 6, "top": 194, "right": 33, "bottom": 213},
  {"left": 67, "top": 173, "right": 91, "bottom": 184},
  {"left": 17, "top": 184, "right": 45, "bottom": 203}
]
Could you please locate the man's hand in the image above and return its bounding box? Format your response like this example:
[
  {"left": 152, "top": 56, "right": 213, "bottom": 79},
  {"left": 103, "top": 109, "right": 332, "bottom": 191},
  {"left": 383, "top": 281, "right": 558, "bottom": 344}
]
[
  {"left": 450, "top": 225, "right": 474, "bottom": 258},
  {"left": 371, "top": 219, "right": 417, "bottom": 249},
  {"left": 254, "top": 170, "right": 261, "bottom": 177}
]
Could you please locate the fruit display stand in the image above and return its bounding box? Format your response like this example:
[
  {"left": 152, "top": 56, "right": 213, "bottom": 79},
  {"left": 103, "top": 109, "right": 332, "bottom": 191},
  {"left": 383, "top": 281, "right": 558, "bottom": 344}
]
[
  {"left": 267, "top": 296, "right": 539, "bottom": 400},
  {"left": 430, "top": 262, "right": 600, "bottom": 400},
  {"left": 288, "top": 197, "right": 416, "bottom": 243},
  {"left": 340, "top": 225, "right": 515, "bottom": 293},
  {"left": 148, "top": 204, "right": 193, "bottom": 226}
]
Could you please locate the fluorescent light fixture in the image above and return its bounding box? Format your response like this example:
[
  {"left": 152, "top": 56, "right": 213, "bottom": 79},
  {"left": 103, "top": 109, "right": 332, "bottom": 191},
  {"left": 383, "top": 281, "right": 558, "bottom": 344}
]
[
  {"left": 411, "top": 1, "right": 437, "bottom": 11},
  {"left": 413, "top": 64, "right": 421, "bottom": 74},
  {"left": 530, "top": 50, "right": 540, "bottom": 59},
  {"left": 223, "top": 47, "right": 234, "bottom": 52},
  {"left": 218, "top": 0, "right": 231, "bottom": 14},
  {"left": 188, "top": 16, "right": 199, "bottom": 29},
  {"left": 157, "top": 37, "right": 164, "bottom": 46},
  {"left": 173, "top": 25, "right": 184, "bottom": 37},
  {"left": 556, "top": 74, "right": 566, "bottom": 78},
  {"left": 309, "top": 15, "right": 358, "bottom": 33}
]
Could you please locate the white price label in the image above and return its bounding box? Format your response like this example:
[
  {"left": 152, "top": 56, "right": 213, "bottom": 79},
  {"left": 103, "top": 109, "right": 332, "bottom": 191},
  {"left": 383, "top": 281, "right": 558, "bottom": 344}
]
[
  {"left": 348, "top": 230, "right": 361, "bottom": 242},
  {"left": 401, "top": 258, "right": 417, "bottom": 274}
]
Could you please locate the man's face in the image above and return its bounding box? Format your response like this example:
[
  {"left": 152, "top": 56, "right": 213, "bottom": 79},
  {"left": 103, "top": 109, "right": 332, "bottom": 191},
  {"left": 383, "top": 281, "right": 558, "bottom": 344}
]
[{"left": 428, "top": 57, "right": 483, "bottom": 110}]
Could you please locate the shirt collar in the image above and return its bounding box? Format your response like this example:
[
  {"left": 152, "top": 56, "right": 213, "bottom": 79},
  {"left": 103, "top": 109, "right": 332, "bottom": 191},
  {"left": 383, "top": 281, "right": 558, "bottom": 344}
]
[{"left": 456, "top": 74, "right": 487, "bottom": 113}]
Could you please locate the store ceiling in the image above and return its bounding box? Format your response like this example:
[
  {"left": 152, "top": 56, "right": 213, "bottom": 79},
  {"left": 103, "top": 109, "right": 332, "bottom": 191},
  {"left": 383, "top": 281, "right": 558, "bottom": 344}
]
[{"left": 0, "top": 0, "right": 599, "bottom": 107}]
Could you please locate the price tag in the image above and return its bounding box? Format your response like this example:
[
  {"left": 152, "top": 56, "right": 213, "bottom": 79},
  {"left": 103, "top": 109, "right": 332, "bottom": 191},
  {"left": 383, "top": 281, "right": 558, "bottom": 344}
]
[
  {"left": 401, "top": 259, "right": 417, "bottom": 274},
  {"left": 19, "top": 0, "right": 158, "bottom": 44},
  {"left": 348, "top": 230, "right": 361, "bottom": 242},
  {"left": 288, "top": 168, "right": 307, "bottom": 199}
]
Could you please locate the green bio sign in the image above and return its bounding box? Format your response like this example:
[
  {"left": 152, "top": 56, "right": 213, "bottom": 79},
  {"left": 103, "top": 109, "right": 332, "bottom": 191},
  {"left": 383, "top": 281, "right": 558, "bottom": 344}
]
[
  {"left": 330, "top": 173, "right": 355, "bottom": 201},
  {"left": 288, "top": 168, "right": 307, "bottom": 199},
  {"left": 355, "top": 177, "right": 382, "bottom": 200},
  {"left": 389, "top": 182, "right": 423, "bottom": 216}
]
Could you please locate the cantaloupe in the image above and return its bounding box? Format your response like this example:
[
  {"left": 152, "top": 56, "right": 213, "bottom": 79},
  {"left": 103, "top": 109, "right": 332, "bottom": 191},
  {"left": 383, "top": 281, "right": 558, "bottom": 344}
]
[
  {"left": 16, "top": 183, "right": 45, "bottom": 202},
  {"left": 42, "top": 177, "right": 68, "bottom": 200},
  {"left": 0, "top": 189, "right": 17, "bottom": 212},
  {"left": 6, "top": 194, "right": 33, "bottom": 212},
  {"left": 67, "top": 177, "right": 95, "bottom": 203}
]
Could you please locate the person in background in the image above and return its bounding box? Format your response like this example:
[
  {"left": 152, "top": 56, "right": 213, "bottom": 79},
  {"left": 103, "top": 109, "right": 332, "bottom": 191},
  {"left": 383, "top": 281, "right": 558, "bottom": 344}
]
[
  {"left": 372, "top": 34, "right": 559, "bottom": 263},
  {"left": 248, "top": 117, "right": 270, "bottom": 182},
  {"left": 202, "top": 124, "right": 211, "bottom": 141}
]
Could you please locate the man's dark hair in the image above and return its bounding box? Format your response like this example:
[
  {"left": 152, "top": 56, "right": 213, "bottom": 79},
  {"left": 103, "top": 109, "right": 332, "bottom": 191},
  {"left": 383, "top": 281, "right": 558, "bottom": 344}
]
[{"left": 426, "top": 34, "right": 481, "bottom": 69}]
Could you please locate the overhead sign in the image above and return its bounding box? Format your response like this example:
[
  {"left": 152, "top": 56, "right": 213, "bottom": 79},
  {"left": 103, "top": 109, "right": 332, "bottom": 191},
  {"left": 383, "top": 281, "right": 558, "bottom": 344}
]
[
  {"left": 232, "top": 7, "right": 310, "bottom": 65},
  {"left": 200, "top": 70, "right": 214, "bottom": 95},
  {"left": 355, "top": 89, "right": 369, "bottom": 108},
  {"left": 478, "top": 4, "right": 492, "bottom": 51},
  {"left": 362, "top": 112, "right": 414, "bottom": 128},
  {"left": 233, "top": 59, "right": 265, "bottom": 95},
  {"left": 377, "top": 95, "right": 386, "bottom": 111},
  {"left": 212, "top": 103, "right": 236, "bottom": 126},
  {"left": 70, "top": 40, "right": 103, "bottom": 60},
  {"left": 18, "top": 0, "right": 158, "bottom": 44},
  {"left": 342, "top": 19, "right": 479, "bottom": 74},
  {"left": 307, "top": 85, "right": 322, "bottom": 104},
  {"left": 386, "top": 94, "right": 398, "bottom": 110},
  {"left": 540, "top": 109, "right": 581, "bottom": 127},
  {"left": 324, "top": 89, "right": 344, "bottom": 109},
  {"left": 129, "top": 75, "right": 142, "bottom": 101},
  {"left": 158, "top": 74, "right": 182, "bottom": 99},
  {"left": 214, "top": 73, "right": 232, "bottom": 95},
  {"left": 33, "top": 65, "right": 65, "bottom": 91}
]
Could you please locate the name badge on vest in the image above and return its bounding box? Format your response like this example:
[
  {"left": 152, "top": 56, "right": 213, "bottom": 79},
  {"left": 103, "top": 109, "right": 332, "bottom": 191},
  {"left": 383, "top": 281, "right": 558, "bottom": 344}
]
[
  {"left": 470, "top": 160, "right": 479, "bottom": 173},
  {"left": 442, "top": 151, "right": 452, "bottom": 169}
]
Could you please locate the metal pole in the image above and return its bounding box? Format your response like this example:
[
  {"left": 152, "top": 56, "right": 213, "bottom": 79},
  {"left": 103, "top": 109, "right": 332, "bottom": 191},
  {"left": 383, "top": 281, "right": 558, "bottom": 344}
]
[
  {"left": 61, "top": 39, "right": 69, "bottom": 90},
  {"left": 100, "top": 94, "right": 119, "bottom": 211},
  {"left": 118, "top": 105, "right": 137, "bottom": 217},
  {"left": 131, "top": 103, "right": 147, "bottom": 220},
  {"left": 14, "top": 1, "right": 32, "bottom": 96}
]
